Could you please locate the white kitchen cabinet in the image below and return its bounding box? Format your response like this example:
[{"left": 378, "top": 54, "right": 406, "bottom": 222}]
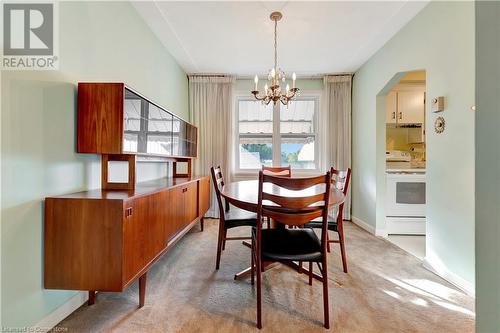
[
  {"left": 397, "top": 91, "right": 425, "bottom": 124},
  {"left": 386, "top": 91, "right": 397, "bottom": 124}
]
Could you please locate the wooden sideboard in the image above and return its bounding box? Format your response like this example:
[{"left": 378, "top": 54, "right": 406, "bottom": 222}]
[
  {"left": 44, "top": 82, "right": 209, "bottom": 307},
  {"left": 44, "top": 176, "right": 210, "bottom": 306}
]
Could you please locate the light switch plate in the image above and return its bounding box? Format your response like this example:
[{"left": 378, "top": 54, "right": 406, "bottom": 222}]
[{"left": 432, "top": 96, "right": 444, "bottom": 112}]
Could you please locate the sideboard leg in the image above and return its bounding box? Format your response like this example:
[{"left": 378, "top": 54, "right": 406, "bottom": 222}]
[
  {"left": 200, "top": 217, "right": 204, "bottom": 232},
  {"left": 88, "top": 291, "right": 96, "bottom": 305},
  {"left": 139, "top": 272, "right": 147, "bottom": 308}
]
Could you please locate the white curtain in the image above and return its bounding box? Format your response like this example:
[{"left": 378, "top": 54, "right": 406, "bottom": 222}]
[
  {"left": 324, "top": 75, "right": 352, "bottom": 220},
  {"left": 189, "top": 75, "right": 235, "bottom": 217}
]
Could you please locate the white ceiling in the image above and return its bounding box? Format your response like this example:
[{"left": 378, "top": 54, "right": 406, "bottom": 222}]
[{"left": 132, "top": 1, "right": 428, "bottom": 76}]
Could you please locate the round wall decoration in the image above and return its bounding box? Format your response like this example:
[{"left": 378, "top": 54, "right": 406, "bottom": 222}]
[{"left": 434, "top": 116, "right": 445, "bottom": 134}]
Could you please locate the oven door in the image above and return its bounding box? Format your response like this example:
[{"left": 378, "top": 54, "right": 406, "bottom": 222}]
[{"left": 386, "top": 172, "right": 426, "bottom": 217}]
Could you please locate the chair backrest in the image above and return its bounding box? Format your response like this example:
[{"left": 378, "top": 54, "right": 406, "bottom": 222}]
[
  {"left": 329, "top": 167, "right": 351, "bottom": 221},
  {"left": 261, "top": 165, "right": 292, "bottom": 178},
  {"left": 331, "top": 167, "right": 351, "bottom": 196},
  {"left": 210, "top": 166, "right": 229, "bottom": 217},
  {"left": 256, "top": 171, "right": 332, "bottom": 245}
]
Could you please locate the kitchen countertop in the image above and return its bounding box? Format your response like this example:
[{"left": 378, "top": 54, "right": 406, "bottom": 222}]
[
  {"left": 386, "top": 160, "right": 426, "bottom": 173},
  {"left": 386, "top": 168, "right": 426, "bottom": 173}
]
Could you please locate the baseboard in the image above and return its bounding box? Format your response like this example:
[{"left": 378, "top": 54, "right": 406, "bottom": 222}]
[
  {"left": 351, "top": 216, "right": 376, "bottom": 235},
  {"left": 34, "top": 291, "right": 88, "bottom": 332},
  {"left": 375, "top": 227, "right": 388, "bottom": 238},
  {"left": 423, "top": 255, "right": 475, "bottom": 297}
]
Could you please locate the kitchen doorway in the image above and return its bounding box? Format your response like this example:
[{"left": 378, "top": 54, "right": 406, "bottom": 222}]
[{"left": 380, "top": 70, "right": 427, "bottom": 259}]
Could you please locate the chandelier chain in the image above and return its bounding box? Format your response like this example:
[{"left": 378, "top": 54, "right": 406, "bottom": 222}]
[{"left": 274, "top": 18, "right": 278, "bottom": 70}]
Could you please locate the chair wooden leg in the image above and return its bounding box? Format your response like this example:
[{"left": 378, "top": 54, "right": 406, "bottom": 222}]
[
  {"left": 338, "top": 231, "right": 348, "bottom": 273},
  {"left": 215, "top": 223, "right": 224, "bottom": 270},
  {"left": 222, "top": 229, "right": 227, "bottom": 251},
  {"left": 88, "top": 290, "right": 96, "bottom": 305},
  {"left": 308, "top": 262, "right": 313, "bottom": 286},
  {"left": 326, "top": 232, "right": 331, "bottom": 253},
  {"left": 321, "top": 256, "right": 330, "bottom": 329},
  {"left": 256, "top": 253, "right": 262, "bottom": 329},
  {"left": 200, "top": 217, "right": 204, "bottom": 232},
  {"left": 251, "top": 240, "right": 255, "bottom": 286},
  {"left": 139, "top": 272, "right": 147, "bottom": 308}
]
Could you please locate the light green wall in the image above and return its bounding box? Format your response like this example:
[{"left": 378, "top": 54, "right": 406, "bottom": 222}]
[
  {"left": 1, "top": 1, "right": 188, "bottom": 328},
  {"left": 352, "top": 1, "right": 475, "bottom": 287},
  {"left": 475, "top": 2, "right": 500, "bottom": 331}
]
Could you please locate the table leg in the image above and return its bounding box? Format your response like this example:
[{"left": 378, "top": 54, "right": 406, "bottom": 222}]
[
  {"left": 284, "top": 261, "right": 324, "bottom": 282},
  {"left": 234, "top": 262, "right": 277, "bottom": 280}
]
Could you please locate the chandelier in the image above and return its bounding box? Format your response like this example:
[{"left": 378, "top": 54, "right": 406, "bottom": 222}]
[{"left": 251, "top": 11, "right": 299, "bottom": 106}]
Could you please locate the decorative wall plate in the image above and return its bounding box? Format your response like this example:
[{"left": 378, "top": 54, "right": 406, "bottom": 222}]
[{"left": 434, "top": 116, "right": 445, "bottom": 134}]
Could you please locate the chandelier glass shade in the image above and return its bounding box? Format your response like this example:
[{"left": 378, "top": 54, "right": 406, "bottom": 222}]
[{"left": 251, "top": 11, "right": 299, "bottom": 106}]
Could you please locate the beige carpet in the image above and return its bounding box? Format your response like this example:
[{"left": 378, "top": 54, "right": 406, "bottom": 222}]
[{"left": 55, "top": 219, "right": 475, "bottom": 332}]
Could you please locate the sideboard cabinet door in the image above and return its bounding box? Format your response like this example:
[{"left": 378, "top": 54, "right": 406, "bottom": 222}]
[
  {"left": 184, "top": 182, "right": 198, "bottom": 226},
  {"left": 122, "top": 191, "right": 169, "bottom": 286},
  {"left": 198, "top": 177, "right": 211, "bottom": 216}
]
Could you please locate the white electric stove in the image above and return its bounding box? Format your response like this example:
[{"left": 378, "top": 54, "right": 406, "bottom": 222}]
[{"left": 386, "top": 150, "right": 426, "bottom": 235}]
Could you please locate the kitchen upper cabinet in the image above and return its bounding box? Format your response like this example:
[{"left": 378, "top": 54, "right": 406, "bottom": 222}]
[
  {"left": 397, "top": 91, "right": 425, "bottom": 125},
  {"left": 386, "top": 84, "right": 425, "bottom": 126},
  {"left": 386, "top": 91, "right": 397, "bottom": 124}
]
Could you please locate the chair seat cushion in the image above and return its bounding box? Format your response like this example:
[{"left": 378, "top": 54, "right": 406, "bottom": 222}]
[
  {"left": 305, "top": 216, "right": 338, "bottom": 232},
  {"left": 224, "top": 208, "right": 258, "bottom": 229},
  {"left": 253, "top": 228, "right": 323, "bottom": 262}
]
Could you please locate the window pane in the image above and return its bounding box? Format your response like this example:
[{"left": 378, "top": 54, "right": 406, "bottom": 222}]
[
  {"left": 147, "top": 103, "right": 172, "bottom": 133},
  {"left": 280, "top": 100, "right": 315, "bottom": 134},
  {"left": 281, "top": 136, "right": 315, "bottom": 169},
  {"left": 124, "top": 99, "right": 142, "bottom": 131},
  {"left": 147, "top": 135, "right": 172, "bottom": 155},
  {"left": 124, "top": 133, "right": 138, "bottom": 153},
  {"left": 239, "top": 141, "right": 272, "bottom": 169},
  {"left": 239, "top": 100, "right": 273, "bottom": 134}
]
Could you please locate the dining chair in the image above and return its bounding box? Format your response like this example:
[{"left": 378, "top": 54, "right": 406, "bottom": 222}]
[
  {"left": 210, "top": 166, "right": 258, "bottom": 270},
  {"left": 252, "top": 171, "right": 332, "bottom": 329},
  {"left": 261, "top": 165, "right": 292, "bottom": 177},
  {"left": 305, "top": 167, "right": 351, "bottom": 273},
  {"left": 261, "top": 165, "right": 291, "bottom": 228}
]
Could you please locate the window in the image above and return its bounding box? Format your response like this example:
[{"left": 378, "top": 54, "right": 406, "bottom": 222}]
[
  {"left": 236, "top": 95, "right": 319, "bottom": 172},
  {"left": 237, "top": 100, "right": 274, "bottom": 169}
]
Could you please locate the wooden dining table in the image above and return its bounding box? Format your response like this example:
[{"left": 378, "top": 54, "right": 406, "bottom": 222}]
[{"left": 220, "top": 179, "right": 345, "bottom": 281}]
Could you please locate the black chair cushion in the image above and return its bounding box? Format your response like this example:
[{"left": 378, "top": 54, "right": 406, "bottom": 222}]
[
  {"left": 305, "top": 216, "right": 338, "bottom": 232},
  {"left": 223, "top": 208, "right": 258, "bottom": 229},
  {"left": 253, "top": 228, "right": 323, "bottom": 262}
]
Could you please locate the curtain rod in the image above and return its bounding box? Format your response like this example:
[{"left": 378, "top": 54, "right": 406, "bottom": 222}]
[
  {"left": 187, "top": 73, "right": 234, "bottom": 77},
  {"left": 187, "top": 73, "right": 354, "bottom": 79},
  {"left": 235, "top": 72, "right": 354, "bottom": 80}
]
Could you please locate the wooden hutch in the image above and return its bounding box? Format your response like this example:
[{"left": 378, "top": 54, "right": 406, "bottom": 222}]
[{"left": 44, "top": 83, "right": 210, "bottom": 307}]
